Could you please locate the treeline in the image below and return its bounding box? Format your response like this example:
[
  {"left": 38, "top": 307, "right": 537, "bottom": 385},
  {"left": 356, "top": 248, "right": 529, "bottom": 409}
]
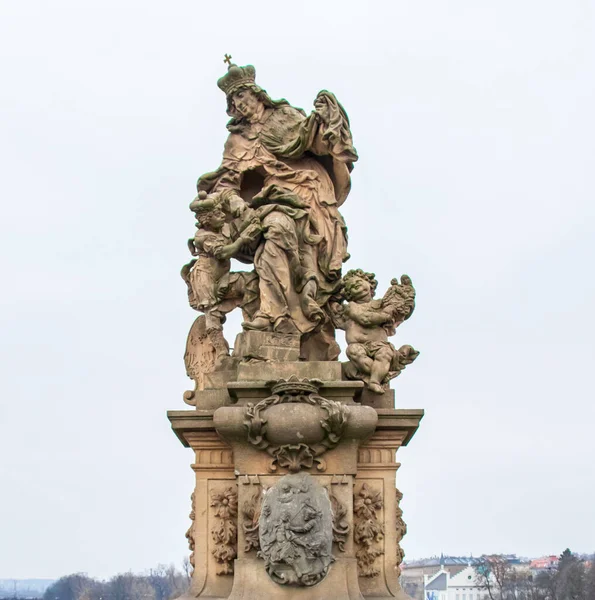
[
  {"left": 474, "top": 550, "right": 595, "bottom": 600},
  {"left": 42, "top": 564, "right": 190, "bottom": 600}
]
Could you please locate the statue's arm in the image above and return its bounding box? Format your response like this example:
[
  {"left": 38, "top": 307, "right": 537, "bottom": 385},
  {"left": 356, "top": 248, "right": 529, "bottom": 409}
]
[
  {"left": 212, "top": 223, "right": 261, "bottom": 260},
  {"left": 328, "top": 300, "right": 348, "bottom": 330}
]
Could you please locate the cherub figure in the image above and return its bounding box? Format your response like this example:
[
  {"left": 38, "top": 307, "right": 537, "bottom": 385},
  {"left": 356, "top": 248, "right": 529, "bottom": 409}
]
[
  {"left": 331, "top": 269, "right": 419, "bottom": 394},
  {"left": 181, "top": 190, "right": 261, "bottom": 366}
]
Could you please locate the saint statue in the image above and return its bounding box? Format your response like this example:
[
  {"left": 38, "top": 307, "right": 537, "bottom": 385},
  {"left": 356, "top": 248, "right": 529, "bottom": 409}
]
[{"left": 189, "top": 61, "right": 358, "bottom": 346}]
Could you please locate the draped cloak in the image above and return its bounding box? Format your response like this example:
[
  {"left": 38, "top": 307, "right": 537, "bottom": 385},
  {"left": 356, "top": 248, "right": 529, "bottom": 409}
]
[{"left": 197, "top": 91, "right": 358, "bottom": 333}]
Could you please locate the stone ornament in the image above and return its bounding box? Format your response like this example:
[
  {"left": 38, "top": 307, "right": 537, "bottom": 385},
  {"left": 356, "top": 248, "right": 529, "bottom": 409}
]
[
  {"left": 241, "top": 486, "right": 264, "bottom": 553},
  {"left": 395, "top": 487, "right": 407, "bottom": 578},
  {"left": 210, "top": 487, "right": 239, "bottom": 575},
  {"left": 258, "top": 473, "right": 334, "bottom": 587},
  {"left": 328, "top": 488, "right": 350, "bottom": 552},
  {"left": 167, "top": 57, "right": 426, "bottom": 600},
  {"left": 185, "top": 492, "right": 196, "bottom": 569},
  {"left": 354, "top": 483, "right": 385, "bottom": 577},
  {"left": 243, "top": 376, "right": 349, "bottom": 472},
  {"left": 332, "top": 271, "right": 420, "bottom": 394},
  {"left": 182, "top": 315, "right": 216, "bottom": 405}
]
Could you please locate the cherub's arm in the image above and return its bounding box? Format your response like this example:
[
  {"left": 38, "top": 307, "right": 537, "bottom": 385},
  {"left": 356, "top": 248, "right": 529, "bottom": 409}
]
[{"left": 346, "top": 304, "right": 393, "bottom": 328}]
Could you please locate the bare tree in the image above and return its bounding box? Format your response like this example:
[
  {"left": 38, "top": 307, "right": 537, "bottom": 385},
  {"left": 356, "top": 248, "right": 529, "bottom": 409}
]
[
  {"left": 181, "top": 557, "right": 192, "bottom": 587},
  {"left": 585, "top": 555, "right": 595, "bottom": 600},
  {"left": 474, "top": 555, "right": 521, "bottom": 600},
  {"left": 43, "top": 575, "right": 102, "bottom": 600}
]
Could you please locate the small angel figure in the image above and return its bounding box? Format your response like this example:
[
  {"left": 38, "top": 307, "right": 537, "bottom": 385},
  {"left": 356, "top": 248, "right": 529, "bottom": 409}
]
[
  {"left": 181, "top": 189, "right": 261, "bottom": 366},
  {"left": 331, "top": 269, "right": 419, "bottom": 394}
]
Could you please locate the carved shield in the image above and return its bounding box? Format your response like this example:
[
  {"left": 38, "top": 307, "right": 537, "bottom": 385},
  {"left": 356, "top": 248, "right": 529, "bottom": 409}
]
[{"left": 258, "top": 473, "right": 334, "bottom": 586}]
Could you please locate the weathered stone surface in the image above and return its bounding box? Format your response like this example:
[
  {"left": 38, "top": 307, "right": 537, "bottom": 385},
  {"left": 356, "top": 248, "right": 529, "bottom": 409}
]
[
  {"left": 169, "top": 57, "right": 425, "bottom": 600},
  {"left": 232, "top": 331, "right": 300, "bottom": 362},
  {"left": 214, "top": 377, "right": 378, "bottom": 476},
  {"left": 258, "top": 473, "right": 333, "bottom": 586},
  {"left": 237, "top": 360, "right": 342, "bottom": 382},
  {"left": 357, "top": 386, "right": 395, "bottom": 409},
  {"left": 189, "top": 388, "right": 231, "bottom": 410},
  {"left": 204, "top": 370, "right": 237, "bottom": 389},
  {"left": 331, "top": 271, "right": 419, "bottom": 395}
]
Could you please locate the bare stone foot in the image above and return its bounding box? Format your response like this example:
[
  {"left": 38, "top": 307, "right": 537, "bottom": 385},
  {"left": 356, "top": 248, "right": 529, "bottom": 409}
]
[{"left": 368, "top": 382, "right": 385, "bottom": 394}]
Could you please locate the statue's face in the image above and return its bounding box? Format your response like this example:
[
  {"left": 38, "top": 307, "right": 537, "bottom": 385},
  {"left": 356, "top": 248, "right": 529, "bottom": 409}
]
[
  {"left": 209, "top": 209, "right": 226, "bottom": 230},
  {"left": 231, "top": 88, "right": 261, "bottom": 119},
  {"left": 200, "top": 209, "right": 225, "bottom": 231},
  {"left": 347, "top": 277, "right": 372, "bottom": 302}
]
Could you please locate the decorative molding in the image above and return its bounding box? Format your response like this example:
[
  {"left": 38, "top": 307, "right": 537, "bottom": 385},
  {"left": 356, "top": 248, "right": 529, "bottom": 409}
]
[
  {"left": 354, "top": 483, "right": 385, "bottom": 578},
  {"left": 243, "top": 377, "right": 349, "bottom": 473},
  {"left": 210, "top": 486, "right": 238, "bottom": 575},
  {"left": 186, "top": 432, "right": 234, "bottom": 470},
  {"left": 358, "top": 431, "right": 407, "bottom": 469}
]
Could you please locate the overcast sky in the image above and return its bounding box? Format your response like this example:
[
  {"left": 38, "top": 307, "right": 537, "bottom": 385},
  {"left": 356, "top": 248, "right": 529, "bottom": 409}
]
[{"left": 1, "top": 0, "right": 594, "bottom": 580}]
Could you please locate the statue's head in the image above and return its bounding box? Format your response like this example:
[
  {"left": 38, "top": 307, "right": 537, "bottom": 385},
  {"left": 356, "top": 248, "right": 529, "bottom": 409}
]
[
  {"left": 342, "top": 269, "right": 378, "bottom": 302},
  {"left": 190, "top": 191, "right": 226, "bottom": 232},
  {"left": 216, "top": 61, "right": 289, "bottom": 124}
]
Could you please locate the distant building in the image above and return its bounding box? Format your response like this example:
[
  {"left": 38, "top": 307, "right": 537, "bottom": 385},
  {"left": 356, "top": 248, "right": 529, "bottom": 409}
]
[
  {"left": 401, "top": 554, "right": 529, "bottom": 600},
  {"left": 530, "top": 556, "right": 559, "bottom": 573},
  {"left": 424, "top": 565, "right": 485, "bottom": 600},
  {"left": 401, "top": 556, "right": 479, "bottom": 600}
]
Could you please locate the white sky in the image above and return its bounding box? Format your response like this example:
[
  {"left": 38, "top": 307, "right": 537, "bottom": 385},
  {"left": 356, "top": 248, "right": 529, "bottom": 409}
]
[{"left": 1, "top": 0, "right": 594, "bottom": 580}]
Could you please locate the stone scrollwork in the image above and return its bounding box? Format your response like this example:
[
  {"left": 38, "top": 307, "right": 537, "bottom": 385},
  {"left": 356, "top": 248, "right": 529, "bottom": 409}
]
[
  {"left": 210, "top": 487, "right": 238, "bottom": 575},
  {"left": 328, "top": 488, "right": 350, "bottom": 552},
  {"left": 354, "top": 483, "right": 385, "bottom": 577},
  {"left": 244, "top": 376, "right": 349, "bottom": 473},
  {"left": 242, "top": 486, "right": 264, "bottom": 552}
]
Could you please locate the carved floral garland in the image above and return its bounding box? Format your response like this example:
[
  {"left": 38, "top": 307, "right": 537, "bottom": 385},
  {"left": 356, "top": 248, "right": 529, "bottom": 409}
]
[
  {"left": 354, "top": 483, "right": 385, "bottom": 577},
  {"left": 210, "top": 487, "right": 238, "bottom": 575},
  {"left": 395, "top": 487, "right": 407, "bottom": 577},
  {"left": 185, "top": 492, "right": 196, "bottom": 569}
]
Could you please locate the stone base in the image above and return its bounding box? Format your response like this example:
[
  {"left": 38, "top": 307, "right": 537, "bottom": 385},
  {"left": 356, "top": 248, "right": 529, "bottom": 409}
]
[
  {"left": 227, "top": 558, "right": 364, "bottom": 600},
  {"left": 169, "top": 360, "right": 423, "bottom": 600},
  {"left": 232, "top": 331, "right": 301, "bottom": 362}
]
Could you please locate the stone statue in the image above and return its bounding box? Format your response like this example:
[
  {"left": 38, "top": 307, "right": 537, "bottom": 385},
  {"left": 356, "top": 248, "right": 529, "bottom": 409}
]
[
  {"left": 169, "top": 57, "right": 426, "bottom": 600},
  {"left": 331, "top": 270, "right": 420, "bottom": 393},
  {"left": 190, "top": 60, "right": 358, "bottom": 343},
  {"left": 181, "top": 189, "right": 261, "bottom": 366}
]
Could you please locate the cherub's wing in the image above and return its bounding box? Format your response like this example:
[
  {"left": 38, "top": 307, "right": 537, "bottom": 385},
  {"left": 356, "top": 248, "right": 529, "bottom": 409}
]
[{"left": 184, "top": 315, "right": 216, "bottom": 390}]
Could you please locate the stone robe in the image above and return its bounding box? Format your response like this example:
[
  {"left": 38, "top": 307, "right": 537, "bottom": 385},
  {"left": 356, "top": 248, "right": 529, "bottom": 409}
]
[{"left": 198, "top": 92, "right": 357, "bottom": 333}]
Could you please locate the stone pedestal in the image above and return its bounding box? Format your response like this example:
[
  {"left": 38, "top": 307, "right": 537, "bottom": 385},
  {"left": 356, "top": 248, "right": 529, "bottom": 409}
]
[{"left": 168, "top": 356, "right": 423, "bottom": 600}]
